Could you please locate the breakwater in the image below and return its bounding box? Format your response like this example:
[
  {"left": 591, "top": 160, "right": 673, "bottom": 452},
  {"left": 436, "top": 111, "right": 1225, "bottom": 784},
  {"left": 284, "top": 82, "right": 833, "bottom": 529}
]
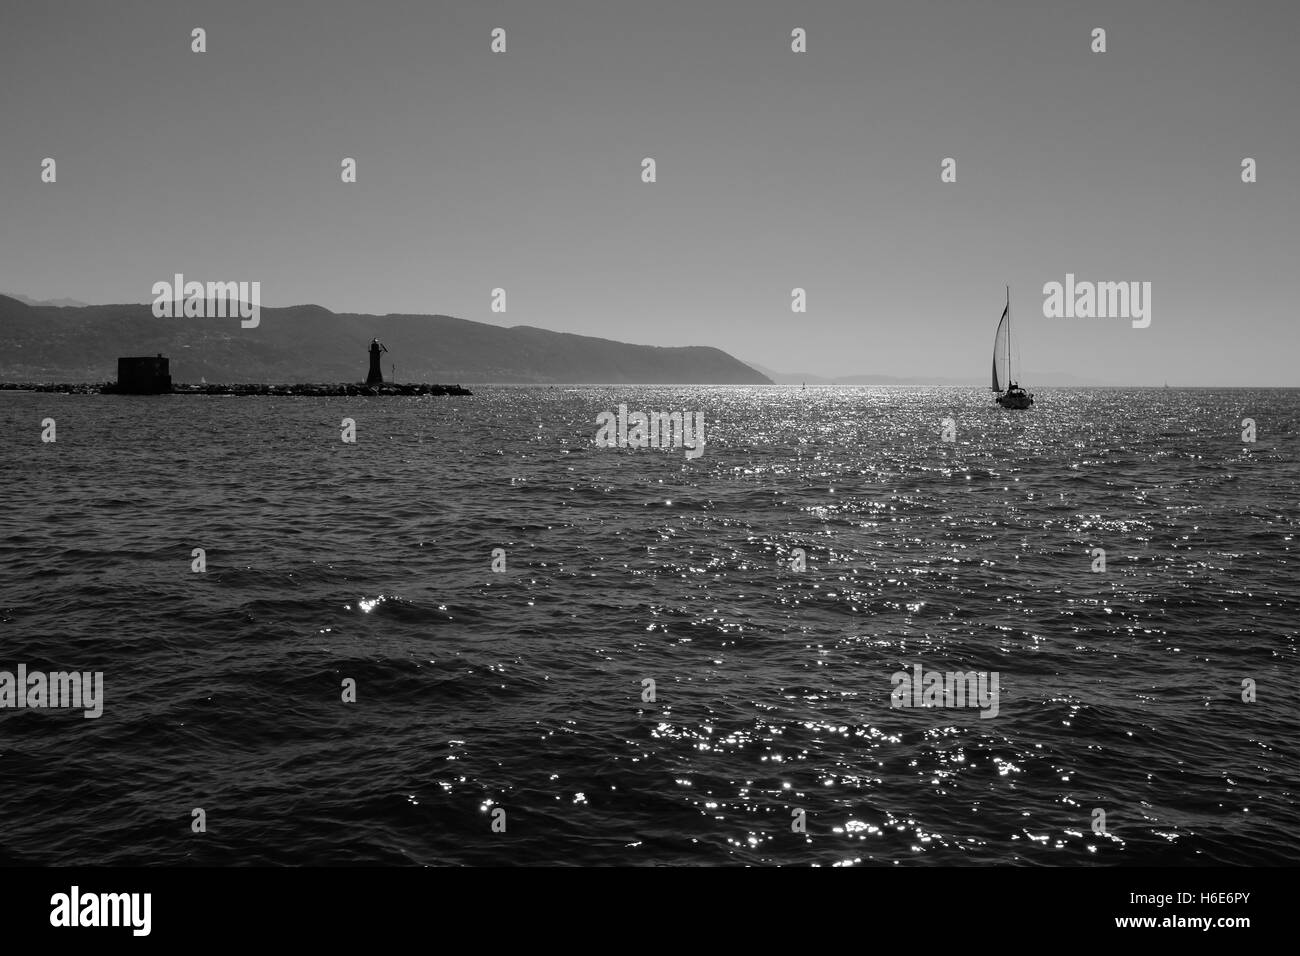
[{"left": 0, "top": 382, "right": 473, "bottom": 396}]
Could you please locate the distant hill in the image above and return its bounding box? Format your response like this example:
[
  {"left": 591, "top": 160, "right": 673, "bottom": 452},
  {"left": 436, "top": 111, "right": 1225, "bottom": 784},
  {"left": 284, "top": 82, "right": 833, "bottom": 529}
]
[
  {"left": 745, "top": 361, "right": 1093, "bottom": 387},
  {"left": 8, "top": 293, "right": 91, "bottom": 308},
  {"left": 0, "top": 295, "right": 770, "bottom": 385}
]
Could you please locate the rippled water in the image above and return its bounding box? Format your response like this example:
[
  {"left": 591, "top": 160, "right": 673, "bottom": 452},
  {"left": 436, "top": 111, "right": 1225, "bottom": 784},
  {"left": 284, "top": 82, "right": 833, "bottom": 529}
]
[{"left": 1, "top": 386, "right": 1296, "bottom": 866}]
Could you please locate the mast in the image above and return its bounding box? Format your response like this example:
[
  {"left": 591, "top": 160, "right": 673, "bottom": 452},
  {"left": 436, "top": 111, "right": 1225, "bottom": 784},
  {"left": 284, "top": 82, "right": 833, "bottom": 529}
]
[{"left": 1006, "top": 285, "right": 1012, "bottom": 387}]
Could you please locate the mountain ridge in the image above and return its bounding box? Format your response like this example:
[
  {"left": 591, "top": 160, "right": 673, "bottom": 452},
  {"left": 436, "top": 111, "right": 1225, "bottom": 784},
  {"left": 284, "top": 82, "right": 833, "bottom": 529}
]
[
  {"left": 6, "top": 293, "right": 92, "bottom": 308},
  {"left": 0, "top": 294, "right": 770, "bottom": 385}
]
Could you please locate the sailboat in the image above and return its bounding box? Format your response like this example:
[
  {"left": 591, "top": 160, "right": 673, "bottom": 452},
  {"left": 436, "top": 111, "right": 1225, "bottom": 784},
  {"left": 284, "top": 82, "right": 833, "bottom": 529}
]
[{"left": 992, "top": 286, "right": 1033, "bottom": 409}]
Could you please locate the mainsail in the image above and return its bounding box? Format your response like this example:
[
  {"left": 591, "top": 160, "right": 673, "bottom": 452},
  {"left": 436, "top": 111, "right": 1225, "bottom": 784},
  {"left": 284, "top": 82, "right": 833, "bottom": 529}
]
[{"left": 991, "top": 295, "right": 1010, "bottom": 392}]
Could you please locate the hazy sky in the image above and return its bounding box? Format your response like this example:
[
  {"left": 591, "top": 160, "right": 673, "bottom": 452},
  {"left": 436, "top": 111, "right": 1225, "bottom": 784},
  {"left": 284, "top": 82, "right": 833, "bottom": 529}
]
[{"left": 2, "top": 0, "right": 1296, "bottom": 384}]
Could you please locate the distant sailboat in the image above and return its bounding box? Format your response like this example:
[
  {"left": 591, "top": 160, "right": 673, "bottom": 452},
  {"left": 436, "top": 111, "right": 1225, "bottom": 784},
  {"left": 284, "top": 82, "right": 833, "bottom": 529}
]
[{"left": 992, "top": 286, "right": 1033, "bottom": 409}]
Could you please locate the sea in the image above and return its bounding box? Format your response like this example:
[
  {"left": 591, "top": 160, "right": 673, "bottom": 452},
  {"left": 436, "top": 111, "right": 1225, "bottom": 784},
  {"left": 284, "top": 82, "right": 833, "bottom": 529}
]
[{"left": 1, "top": 386, "right": 1296, "bottom": 866}]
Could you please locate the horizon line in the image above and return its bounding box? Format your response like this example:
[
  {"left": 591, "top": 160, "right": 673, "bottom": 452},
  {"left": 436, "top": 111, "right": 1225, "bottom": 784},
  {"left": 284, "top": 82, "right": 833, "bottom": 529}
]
[{"left": 4, "top": 293, "right": 1296, "bottom": 389}]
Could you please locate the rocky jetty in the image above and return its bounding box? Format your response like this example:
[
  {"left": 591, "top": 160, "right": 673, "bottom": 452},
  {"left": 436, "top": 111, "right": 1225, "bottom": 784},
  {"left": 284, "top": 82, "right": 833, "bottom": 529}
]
[
  {"left": 1, "top": 382, "right": 472, "bottom": 396},
  {"left": 1, "top": 382, "right": 101, "bottom": 394}
]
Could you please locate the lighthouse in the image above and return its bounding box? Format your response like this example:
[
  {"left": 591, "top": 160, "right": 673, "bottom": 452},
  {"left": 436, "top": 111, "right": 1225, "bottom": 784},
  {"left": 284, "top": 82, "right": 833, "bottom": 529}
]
[{"left": 366, "top": 338, "right": 387, "bottom": 386}]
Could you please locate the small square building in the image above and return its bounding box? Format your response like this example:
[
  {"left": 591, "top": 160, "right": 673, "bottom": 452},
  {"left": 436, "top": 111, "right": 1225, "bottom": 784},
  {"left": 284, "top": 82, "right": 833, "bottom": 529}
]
[{"left": 115, "top": 355, "right": 173, "bottom": 394}]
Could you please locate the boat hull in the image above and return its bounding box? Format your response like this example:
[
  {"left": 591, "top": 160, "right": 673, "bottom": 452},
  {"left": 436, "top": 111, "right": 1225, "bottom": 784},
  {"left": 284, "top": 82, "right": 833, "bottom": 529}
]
[{"left": 996, "top": 390, "right": 1034, "bottom": 409}]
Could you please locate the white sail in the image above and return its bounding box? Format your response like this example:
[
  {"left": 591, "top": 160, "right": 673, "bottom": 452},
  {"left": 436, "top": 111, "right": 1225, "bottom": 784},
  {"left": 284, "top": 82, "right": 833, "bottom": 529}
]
[{"left": 991, "top": 300, "right": 1009, "bottom": 392}]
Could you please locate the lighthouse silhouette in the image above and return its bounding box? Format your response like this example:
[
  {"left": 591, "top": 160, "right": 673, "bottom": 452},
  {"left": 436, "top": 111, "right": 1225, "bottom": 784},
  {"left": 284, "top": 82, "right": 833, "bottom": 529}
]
[{"left": 366, "top": 338, "right": 387, "bottom": 386}]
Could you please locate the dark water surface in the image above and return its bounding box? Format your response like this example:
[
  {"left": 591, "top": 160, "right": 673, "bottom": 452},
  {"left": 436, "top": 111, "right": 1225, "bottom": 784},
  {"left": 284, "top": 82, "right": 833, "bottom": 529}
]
[{"left": 1, "top": 386, "right": 1296, "bottom": 865}]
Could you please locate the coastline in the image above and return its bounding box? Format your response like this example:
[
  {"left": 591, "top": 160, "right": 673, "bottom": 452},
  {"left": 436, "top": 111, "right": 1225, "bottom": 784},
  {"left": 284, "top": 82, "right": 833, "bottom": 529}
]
[{"left": 0, "top": 382, "right": 473, "bottom": 396}]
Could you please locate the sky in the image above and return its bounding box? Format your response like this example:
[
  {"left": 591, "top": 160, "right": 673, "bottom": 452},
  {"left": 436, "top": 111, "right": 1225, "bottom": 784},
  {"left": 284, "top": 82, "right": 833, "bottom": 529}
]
[{"left": 1, "top": 0, "right": 1296, "bottom": 385}]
